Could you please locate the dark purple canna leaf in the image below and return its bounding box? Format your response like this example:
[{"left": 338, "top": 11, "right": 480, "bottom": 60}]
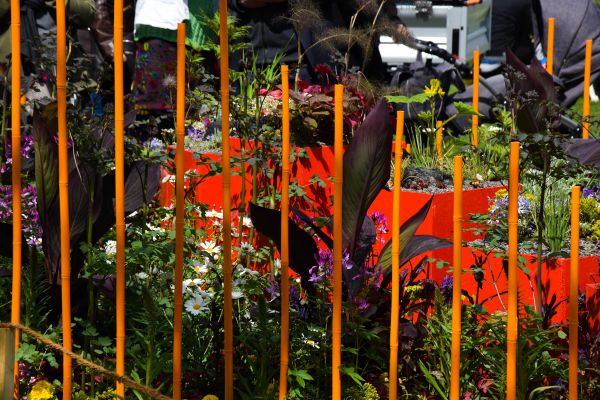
[
  {"left": 32, "top": 103, "right": 161, "bottom": 286},
  {"left": 506, "top": 50, "right": 558, "bottom": 133},
  {"left": 342, "top": 99, "right": 393, "bottom": 250},
  {"left": 249, "top": 202, "right": 318, "bottom": 293},
  {"left": 0, "top": 222, "right": 27, "bottom": 260},
  {"left": 289, "top": 204, "right": 333, "bottom": 249},
  {"left": 342, "top": 99, "right": 394, "bottom": 295},
  {"left": 565, "top": 138, "right": 600, "bottom": 168},
  {"left": 380, "top": 235, "right": 451, "bottom": 288},
  {"left": 376, "top": 196, "right": 451, "bottom": 286}
]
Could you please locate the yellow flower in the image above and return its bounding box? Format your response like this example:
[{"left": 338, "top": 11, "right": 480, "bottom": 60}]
[
  {"left": 424, "top": 79, "right": 445, "bottom": 96},
  {"left": 29, "top": 380, "right": 55, "bottom": 400},
  {"left": 202, "top": 395, "right": 219, "bottom": 400},
  {"left": 494, "top": 188, "right": 508, "bottom": 199}
]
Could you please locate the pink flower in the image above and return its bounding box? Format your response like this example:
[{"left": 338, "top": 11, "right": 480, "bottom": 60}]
[
  {"left": 296, "top": 79, "right": 309, "bottom": 91},
  {"left": 267, "top": 89, "right": 282, "bottom": 99},
  {"left": 303, "top": 85, "right": 323, "bottom": 94},
  {"left": 314, "top": 63, "right": 333, "bottom": 75}
]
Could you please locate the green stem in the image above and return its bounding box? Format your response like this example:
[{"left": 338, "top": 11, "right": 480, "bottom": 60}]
[
  {"left": 84, "top": 174, "right": 96, "bottom": 394},
  {"left": 295, "top": 36, "right": 302, "bottom": 93},
  {"left": 535, "top": 157, "right": 549, "bottom": 315},
  {"left": 1, "top": 78, "right": 7, "bottom": 164},
  {"left": 248, "top": 91, "right": 261, "bottom": 245}
]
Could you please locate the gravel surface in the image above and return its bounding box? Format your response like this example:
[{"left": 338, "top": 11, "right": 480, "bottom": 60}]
[{"left": 401, "top": 167, "right": 505, "bottom": 194}]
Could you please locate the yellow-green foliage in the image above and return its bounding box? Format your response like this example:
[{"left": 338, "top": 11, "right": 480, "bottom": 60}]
[
  {"left": 581, "top": 197, "right": 600, "bottom": 223},
  {"left": 590, "top": 219, "right": 600, "bottom": 241},
  {"left": 344, "top": 382, "right": 380, "bottom": 400}
]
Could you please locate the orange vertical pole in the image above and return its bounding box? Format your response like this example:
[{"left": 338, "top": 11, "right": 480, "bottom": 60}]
[
  {"left": 389, "top": 111, "right": 405, "bottom": 400},
  {"left": 569, "top": 186, "right": 580, "bottom": 400},
  {"left": 173, "top": 23, "right": 186, "bottom": 400},
  {"left": 10, "top": 0, "right": 22, "bottom": 397},
  {"left": 113, "top": 0, "right": 126, "bottom": 397},
  {"left": 436, "top": 120, "right": 443, "bottom": 158},
  {"left": 279, "top": 64, "right": 291, "bottom": 400},
  {"left": 472, "top": 50, "right": 480, "bottom": 147},
  {"left": 506, "top": 141, "right": 520, "bottom": 400},
  {"left": 583, "top": 40, "right": 592, "bottom": 140},
  {"left": 332, "top": 84, "right": 344, "bottom": 400},
  {"left": 547, "top": 18, "right": 555, "bottom": 75},
  {"left": 219, "top": 1, "right": 233, "bottom": 399},
  {"left": 56, "top": 1, "right": 72, "bottom": 398},
  {"left": 450, "top": 155, "right": 463, "bottom": 400}
]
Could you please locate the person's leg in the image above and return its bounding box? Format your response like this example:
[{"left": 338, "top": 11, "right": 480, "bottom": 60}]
[{"left": 490, "top": 0, "right": 534, "bottom": 63}]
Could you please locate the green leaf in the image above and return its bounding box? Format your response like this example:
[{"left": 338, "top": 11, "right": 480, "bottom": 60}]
[
  {"left": 557, "top": 330, "right": 567, "bottom": 339},
  {"left": 339, "top": 366, "right": 365, "bottom": 385},
  {"left": 454, "top": 101, "right": 481, "bottom": 116},
  {"left": 385, "top": 93, "right": 429, "bottom": 104},
  {"left": 417, "top": 360, "right": 449, "bottom": 400}
]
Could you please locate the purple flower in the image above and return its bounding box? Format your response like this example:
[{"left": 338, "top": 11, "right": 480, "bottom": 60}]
[
  {"left": 309, "top": 249, "right": 334, "bottom": 282},
  {"left": 353, "top": 297, "right": 370, "bottom": 310},
  {"left": 441, "top": 275, "right": 453, "bottom": 302},
  {"left": 265, "top": 277, "right": 279, "bottom": 299},
  {"left": 583, "top": 184, "right": 600, "bottom": 201},
  {"left": 342, "top": 249, "right": 353, "bottom": 270},
  {"left": 0, "top": 184, "right": 43, "bottom": 248},
  {"left": 369, "top": 211, "right": 389, "bottom": 234}
]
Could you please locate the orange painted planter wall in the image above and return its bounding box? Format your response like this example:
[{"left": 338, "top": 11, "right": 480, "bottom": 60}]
[{"left": 158, "top": 141, "right": 600, "bottom": 325}]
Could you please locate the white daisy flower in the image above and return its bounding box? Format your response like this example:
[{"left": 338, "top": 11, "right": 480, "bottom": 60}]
[
  {"left": 161, "top": 174, "right": 175, "bottom": 184},
  {"left": 200, "top": 240, "right": 221, "bottom": 255},
  {"left": 185, "top": 294, "right": 208, "bottom": 315},
  {"left": 135, "top": 271, "right": 149, "bottom": 280},
  {"left": 239, "top": 242, "right": 254, "bottom": 254},
  {"left": 231, "top": 289, "right": 244, "bottom": 300},
  {"left": 206, "top": 209, "right": 223, "bottom": 219},
  {"left": 183, "top": 278, "right": 203, "bottom": 293},
  {"left": 241, "top": 216, "right": 253, "bottom": 228},
  {"left": 191, "top": 259, "right": 210, "bottom": 274},
  {"left": 104, "top": 240, "right": 117, "bottom": 255}
]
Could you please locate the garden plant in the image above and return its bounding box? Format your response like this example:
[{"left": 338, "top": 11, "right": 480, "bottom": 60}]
[{"left": 1, "top": 3, "right": 600, "bottom": 400}]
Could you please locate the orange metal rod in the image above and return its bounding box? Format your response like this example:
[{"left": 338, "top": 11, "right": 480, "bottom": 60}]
[
  {"left": 436, "top": 120, "right": 443, "bottom": 158},
  {"left": 389, "top": 111, "right": 405, "bottom": 400},
  {"left": 173, "top": 23, "right": 186, "bottom": 400},
  {"left": 450, "top": 155, "right": 463, "bottom": 400},
  {"left": 547, "top": 18, "right": 555, "bottom": 75},
  {"left": 10, "top": 0, "right": 22, "bottom": 396},
  {"left": 583, "top": 40, "right": 592, "bottom": 139},
  {"left": 279, "top": 65, "right": 291, "bottom": 400},
  {"left": 472, "top": 50, "right": 480, "bottom": 147},
  {"left": 569, "top": 186, "right": 580, "bottom": 400},
  {"left": 56, "top": 1, "right": 72, "bottom": 397},
  {"left": 332, "top": 84, "right": 344, "bottom": 400},
  {"left": 219, "top": 1, "right": 233, "bottom": 398},
  {"left": 114, "top": 0, "right": 126, "bottom": 397},
  {"left": 506, "top": 141, "right": 520, "bottom": 400}
]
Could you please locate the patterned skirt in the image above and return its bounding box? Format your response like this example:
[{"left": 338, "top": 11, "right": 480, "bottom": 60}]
[{"left": 133, "top": 39, "right": 177, "bottom": 113}]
